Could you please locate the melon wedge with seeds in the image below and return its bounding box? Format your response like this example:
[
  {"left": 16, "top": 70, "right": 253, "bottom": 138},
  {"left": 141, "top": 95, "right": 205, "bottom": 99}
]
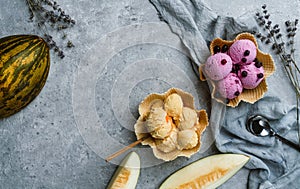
[
  {"left": 107, "top": 152, "right": 140, "bottom": 189},
  {"left": 160, "top": 154, "right": 250, "bottom": 189}
]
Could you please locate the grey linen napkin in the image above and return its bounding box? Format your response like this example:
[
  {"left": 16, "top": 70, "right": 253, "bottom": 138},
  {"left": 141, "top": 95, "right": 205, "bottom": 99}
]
[{"left": 150, "top": 0, "right": 300, "bottom": 188}]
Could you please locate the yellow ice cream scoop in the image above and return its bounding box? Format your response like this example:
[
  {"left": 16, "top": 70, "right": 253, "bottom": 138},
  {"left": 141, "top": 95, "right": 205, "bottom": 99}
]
[
  {"left": 146, "top": 107, "right": 169, "bottom": 132},
  {"left": 146, "top": 107, "right": 173, "bottom": 139},
  {"left": 164, "top": 93, "right": 183, "bottom": 119},
  {"left": 155, "top": 129, "right": 178, "bottom": 153},
  {"left": 150, "top": 123, "right": 173, "bottom": 139},
  {"left": 177, "top": 130, "right": 198, "bottom": 150},
  {"left": 178, "top": 107, "right": 198, "bottom": 130}
]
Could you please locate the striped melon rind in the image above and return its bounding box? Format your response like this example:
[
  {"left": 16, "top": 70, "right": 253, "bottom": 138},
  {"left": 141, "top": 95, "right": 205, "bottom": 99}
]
[{"left": 0, "top": 35, "right": 50, "bottom": 118}]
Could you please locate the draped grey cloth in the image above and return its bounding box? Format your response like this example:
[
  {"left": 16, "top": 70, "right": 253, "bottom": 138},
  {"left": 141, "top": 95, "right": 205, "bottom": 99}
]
[{"left": 150, "top": 0, "right": 300, "bottom": 188}]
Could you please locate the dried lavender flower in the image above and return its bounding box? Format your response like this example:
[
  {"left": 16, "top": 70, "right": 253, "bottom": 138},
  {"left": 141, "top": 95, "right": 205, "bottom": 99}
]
[
  {"left": 265, "top": 14, "right": 270, "bottom": 19},
  {"left": 286, "top": 20, "right": 291, "bottom": 27},
  {"left": 255, "top": 4, "right": 300, "bottom": 141},
  {"left": 67, "top": 40, "right": 75, "bottom": 48},
  {"left": 260, "top": 36, "right": 266, "bottom": 42},
  {"left": 256, "top": 33, "right": 262, "bottom": 38},
  {"left": 26, "top": 0, "right": 75, "bottom": 58},
  {"left": 273, "top": 24, "right": 279, "bottom": 29},
  {"left": 267, "top": 21, "right": 272, "bottom": 25},
  {"left": 276, "top": 33, "right": 282, "bottom": 39}
]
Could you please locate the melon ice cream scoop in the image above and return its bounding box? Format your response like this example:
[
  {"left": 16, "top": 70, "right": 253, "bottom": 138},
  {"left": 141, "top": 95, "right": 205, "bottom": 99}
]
[
  {"left": 164, "top": 93, "right": 183, "bottom": 119},
  {"left": 229, "top": 39, "right": 257, "bottom": 64},
  {"left": 155, "top": 129, "right": 178, "bottom": 153},
  {"left": 217, "top": 73, "right": 243, "bottom": 100},
  {"left": 204, "top": 53, "right": 233, "bottom": 81},
  {"left": 146, "top": 107, "right": 172, "bottom": 139},
  {"left": 178, "top": 107, "right": 198, "bottom": 130},
  {"left": 238, "top": 60, "right": 264, "bottom": 89},
  {"left": 177, "top": 130, "right": 198, "bottom": 150}
]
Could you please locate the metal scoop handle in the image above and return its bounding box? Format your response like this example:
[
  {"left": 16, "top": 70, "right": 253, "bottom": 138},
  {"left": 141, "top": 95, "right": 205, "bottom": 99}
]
[{"left": 274, "top": 134, "right": 300, "bottom": 152}]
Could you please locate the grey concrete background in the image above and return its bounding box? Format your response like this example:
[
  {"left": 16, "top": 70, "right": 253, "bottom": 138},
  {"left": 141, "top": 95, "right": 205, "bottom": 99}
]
[{"left": 0, "top": 0, "right": 299, "bottom": 188}]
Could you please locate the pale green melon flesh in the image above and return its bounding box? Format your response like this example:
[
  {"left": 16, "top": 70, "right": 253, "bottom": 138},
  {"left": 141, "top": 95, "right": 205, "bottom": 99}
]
[
  {"left": 107, "top": 152, "right": 140, "bottom": 189},
  {"left": 160, "top": 154, "right": 250, "bottom": 189}
]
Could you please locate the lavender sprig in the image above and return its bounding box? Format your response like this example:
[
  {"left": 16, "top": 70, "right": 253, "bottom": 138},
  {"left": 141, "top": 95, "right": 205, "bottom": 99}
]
[
  {"left": 254, "top": 4, "right": 300, "bottom": 144},
  {"left": 26, "top": 0, "right": 75, "bottom": 58}
]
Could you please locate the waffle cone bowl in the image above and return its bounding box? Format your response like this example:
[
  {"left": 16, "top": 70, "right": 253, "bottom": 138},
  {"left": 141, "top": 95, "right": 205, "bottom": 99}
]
[
  {"left": 199, "top": 32, "right": 275, "bottom": 107},
  {"left": 134, "top": 88, "right": 209, "bottom": 161}
]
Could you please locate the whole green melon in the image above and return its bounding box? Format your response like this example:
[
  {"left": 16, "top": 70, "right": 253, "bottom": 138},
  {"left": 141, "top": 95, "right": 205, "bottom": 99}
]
[{"left": 0, "top": 35, "right": 50, "bottom": 118}]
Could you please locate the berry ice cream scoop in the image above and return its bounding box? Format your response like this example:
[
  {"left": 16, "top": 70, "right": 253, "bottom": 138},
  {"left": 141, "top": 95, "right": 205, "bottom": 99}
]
[
  {"left": 216, "top": 73, "right": 243, "bottom": 100},
  {"left": 229, "top": 39, "right": 257, "bottom": 64},
  {"left": 204, "top": 53, "right": 233, "bottom": 81},
  {"left": 238, "top": 60, "right": 264, "bottom": 89}
]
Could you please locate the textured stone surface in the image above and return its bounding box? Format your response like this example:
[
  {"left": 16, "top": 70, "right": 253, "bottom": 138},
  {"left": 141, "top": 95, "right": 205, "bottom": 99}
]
[{"left": 0, "top": 0, "right": 299, "bottom": 188}]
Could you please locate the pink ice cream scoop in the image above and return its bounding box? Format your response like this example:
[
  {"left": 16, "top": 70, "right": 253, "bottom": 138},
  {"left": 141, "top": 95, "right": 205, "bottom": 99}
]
[
  {"left": 229, "top": 39, "right": 257, "bottom": 64},
  {"left": 238, "top": 61, "right": 264, "bottom": 89},
  {"left": 204, "top": 53, "right": 233, "bottom": 81},
  {"left": 216, "top": 73, "right": 243, "bottom": 100}
]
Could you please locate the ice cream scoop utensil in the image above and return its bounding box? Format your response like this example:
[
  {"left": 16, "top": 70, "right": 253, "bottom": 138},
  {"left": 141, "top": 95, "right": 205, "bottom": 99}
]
[{"left": 246, "top": 115, "right": 300, "bottom": 152}]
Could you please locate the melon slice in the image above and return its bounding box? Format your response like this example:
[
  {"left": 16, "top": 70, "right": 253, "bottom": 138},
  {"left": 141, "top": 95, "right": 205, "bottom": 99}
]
[
  {"left": 107, "top": 152, "right": 140, "bottom": 189},
  {"left": 160, "top": 154, "right": 250, "bottom": 189}
]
